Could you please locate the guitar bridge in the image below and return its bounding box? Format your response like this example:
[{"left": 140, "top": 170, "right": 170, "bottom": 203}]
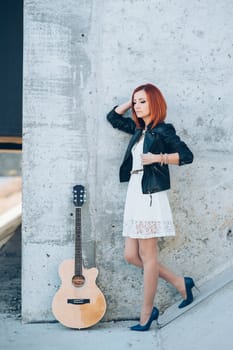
[{"left": 67, "top": 298, "right": 90, "bottom": 305}]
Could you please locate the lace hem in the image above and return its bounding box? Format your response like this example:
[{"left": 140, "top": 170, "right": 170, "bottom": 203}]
[{"left": 123, "top": 220, "right": 175, "bottom": 238}]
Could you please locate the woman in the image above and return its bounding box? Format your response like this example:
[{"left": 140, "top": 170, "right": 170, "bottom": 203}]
[{"left": 106, "top": 83, "right": 197, "bottom": 331}]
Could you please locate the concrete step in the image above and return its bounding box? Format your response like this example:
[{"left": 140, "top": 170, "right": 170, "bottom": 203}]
[{"left": 158, "top": 265, "right": 233, "bottom": 328}]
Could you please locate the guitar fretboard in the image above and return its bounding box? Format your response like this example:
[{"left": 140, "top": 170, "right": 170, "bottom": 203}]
[{"left": 75, "top": 207, "right": 82, "bottom": 276}]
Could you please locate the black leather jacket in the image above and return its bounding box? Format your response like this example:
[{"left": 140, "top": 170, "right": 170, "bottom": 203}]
[{"left": 107, "top": 107, "right": 193, "bottom": 194}]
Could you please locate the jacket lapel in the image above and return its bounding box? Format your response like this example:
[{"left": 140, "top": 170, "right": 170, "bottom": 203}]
[
  {"left": 122, "top": 128, "right": 142, "bottom": 162},
  {"left": 143, "top": 131, "right": 155, "bottom": 153},
  {"left": 143, "top": 122, "right": 165, "bottom": 153}
]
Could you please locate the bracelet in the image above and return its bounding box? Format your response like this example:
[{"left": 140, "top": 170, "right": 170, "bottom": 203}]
[
  {"left": 160, "top": 153, "right": 168, "bottom": 166},
  {"left": 160, "top": 153, "right": 164, "bottom": 166}
]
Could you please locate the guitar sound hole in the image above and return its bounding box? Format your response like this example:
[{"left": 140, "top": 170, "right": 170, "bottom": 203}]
[{"left": 72, "top": 274, "right": 85, "bottom": 287}]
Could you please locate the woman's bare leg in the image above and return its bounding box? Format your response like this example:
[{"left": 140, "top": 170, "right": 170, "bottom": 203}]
[
  {"left": 124, "top": 238, "right": 186, "bottom": 299},
  {"left": 138, "top": 238, "right": 159, "bottom": 325},
  {"left": 124, "top": 237, "right": 142, "bottom": 266},
  {"left": 158, "top": 263, "right": 186, "bottom": 298}
]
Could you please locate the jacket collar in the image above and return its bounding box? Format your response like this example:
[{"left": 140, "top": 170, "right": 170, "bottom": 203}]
[{"left": 145, "top": 121, "right": 165, "bottom": 132}]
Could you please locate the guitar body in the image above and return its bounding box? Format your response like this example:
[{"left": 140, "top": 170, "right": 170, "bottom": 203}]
[{"left": 52, "top": 259, "right": 106, "bottom": 329}]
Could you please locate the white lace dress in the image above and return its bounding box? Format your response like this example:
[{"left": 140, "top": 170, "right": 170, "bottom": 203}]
[{"left": 122, "top": 134, "right": 176, "bottom": 239}]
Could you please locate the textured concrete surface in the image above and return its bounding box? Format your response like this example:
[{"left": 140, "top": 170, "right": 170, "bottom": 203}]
[
  {"left": 1, "top": 282, "right": 233, "bottom": 350},
  {"left": 23, "top": 0, "right": 233, "bottom": 322},
  {"left": 1, "top": 218, "right": 233, "bottom": 349}
]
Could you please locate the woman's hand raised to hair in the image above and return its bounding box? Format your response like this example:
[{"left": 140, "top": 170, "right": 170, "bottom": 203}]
[{"left": 115, "top": 100, "right": 132, "bottom": 115}]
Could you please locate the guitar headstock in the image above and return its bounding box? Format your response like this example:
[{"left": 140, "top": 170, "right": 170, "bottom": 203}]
[{"left": 73, "top": 185, "right": 86, "bottom": 207}]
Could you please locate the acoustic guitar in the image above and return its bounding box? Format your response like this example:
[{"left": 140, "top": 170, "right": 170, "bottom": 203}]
[{"left": 52, "top": 185, "right": 106, "bottom": 329}]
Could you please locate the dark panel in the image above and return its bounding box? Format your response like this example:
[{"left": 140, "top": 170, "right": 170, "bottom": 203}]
[{"left": 0, "top": 0, "right": 23, "bottom": 143}]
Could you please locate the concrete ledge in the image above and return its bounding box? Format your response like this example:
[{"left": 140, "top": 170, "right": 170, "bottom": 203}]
[{"left": 158, "top": 266, "right": 233, "bottom": 328}]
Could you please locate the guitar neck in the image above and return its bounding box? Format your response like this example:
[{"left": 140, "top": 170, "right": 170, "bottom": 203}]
[{"left": 75, "top": 207, "right": 83, "bottom": 276}]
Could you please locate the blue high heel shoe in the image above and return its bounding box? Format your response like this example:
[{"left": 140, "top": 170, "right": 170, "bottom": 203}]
[
  {"left": 178, "top": 277, "right": 200, "bottom": 309},
  {"left": 130, "top": 306, "right": 159, "bottom": 331}
]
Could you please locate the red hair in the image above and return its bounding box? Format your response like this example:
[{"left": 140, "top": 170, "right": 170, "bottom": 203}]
[{"left": 131, "top": 83, "right": 167, "bottom": 128}]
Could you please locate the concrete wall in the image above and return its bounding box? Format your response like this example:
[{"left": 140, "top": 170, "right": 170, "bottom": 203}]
[{"left": 22, "top": 0, "right": 233, "bottom": 322}]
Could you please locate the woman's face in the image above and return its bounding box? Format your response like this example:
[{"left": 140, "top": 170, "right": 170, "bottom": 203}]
[{"left": 133, "top": 90, "right": 151, "bottom": 123}]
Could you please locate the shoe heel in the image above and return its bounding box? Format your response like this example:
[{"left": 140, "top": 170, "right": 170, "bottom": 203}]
[
  {"left": 178, "top": 276, "right": 199, "bottom": 309},
  {"left": 130, "top": 306, "right": 159, "bottom": 331},
  {"left": 194, "top": 285, "right": 200, "bottom": 293}
]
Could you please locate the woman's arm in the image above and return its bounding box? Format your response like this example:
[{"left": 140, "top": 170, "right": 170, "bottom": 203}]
[
  {"left": 162, "top": 124, "right": 193, "bottom": 165},
  {"left": 106, "top": 101, "right": 136, "bottom": 135},
  {"left": 115, "top": 100, "right": 132, "bottom": 115},
  {"left": 141, "top": 152, "right": 179, "bottom": 166},
  {"left": 147, "top": 123, "right": 193, "bottom": 166}
]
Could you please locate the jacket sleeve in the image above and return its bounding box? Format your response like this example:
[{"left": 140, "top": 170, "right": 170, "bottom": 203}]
[
  {"left": 106, "top": 107, "right": 136, "bottom": 135},
  {"left": 161, "top": 123, "right": 194, "bottom": 166}
]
